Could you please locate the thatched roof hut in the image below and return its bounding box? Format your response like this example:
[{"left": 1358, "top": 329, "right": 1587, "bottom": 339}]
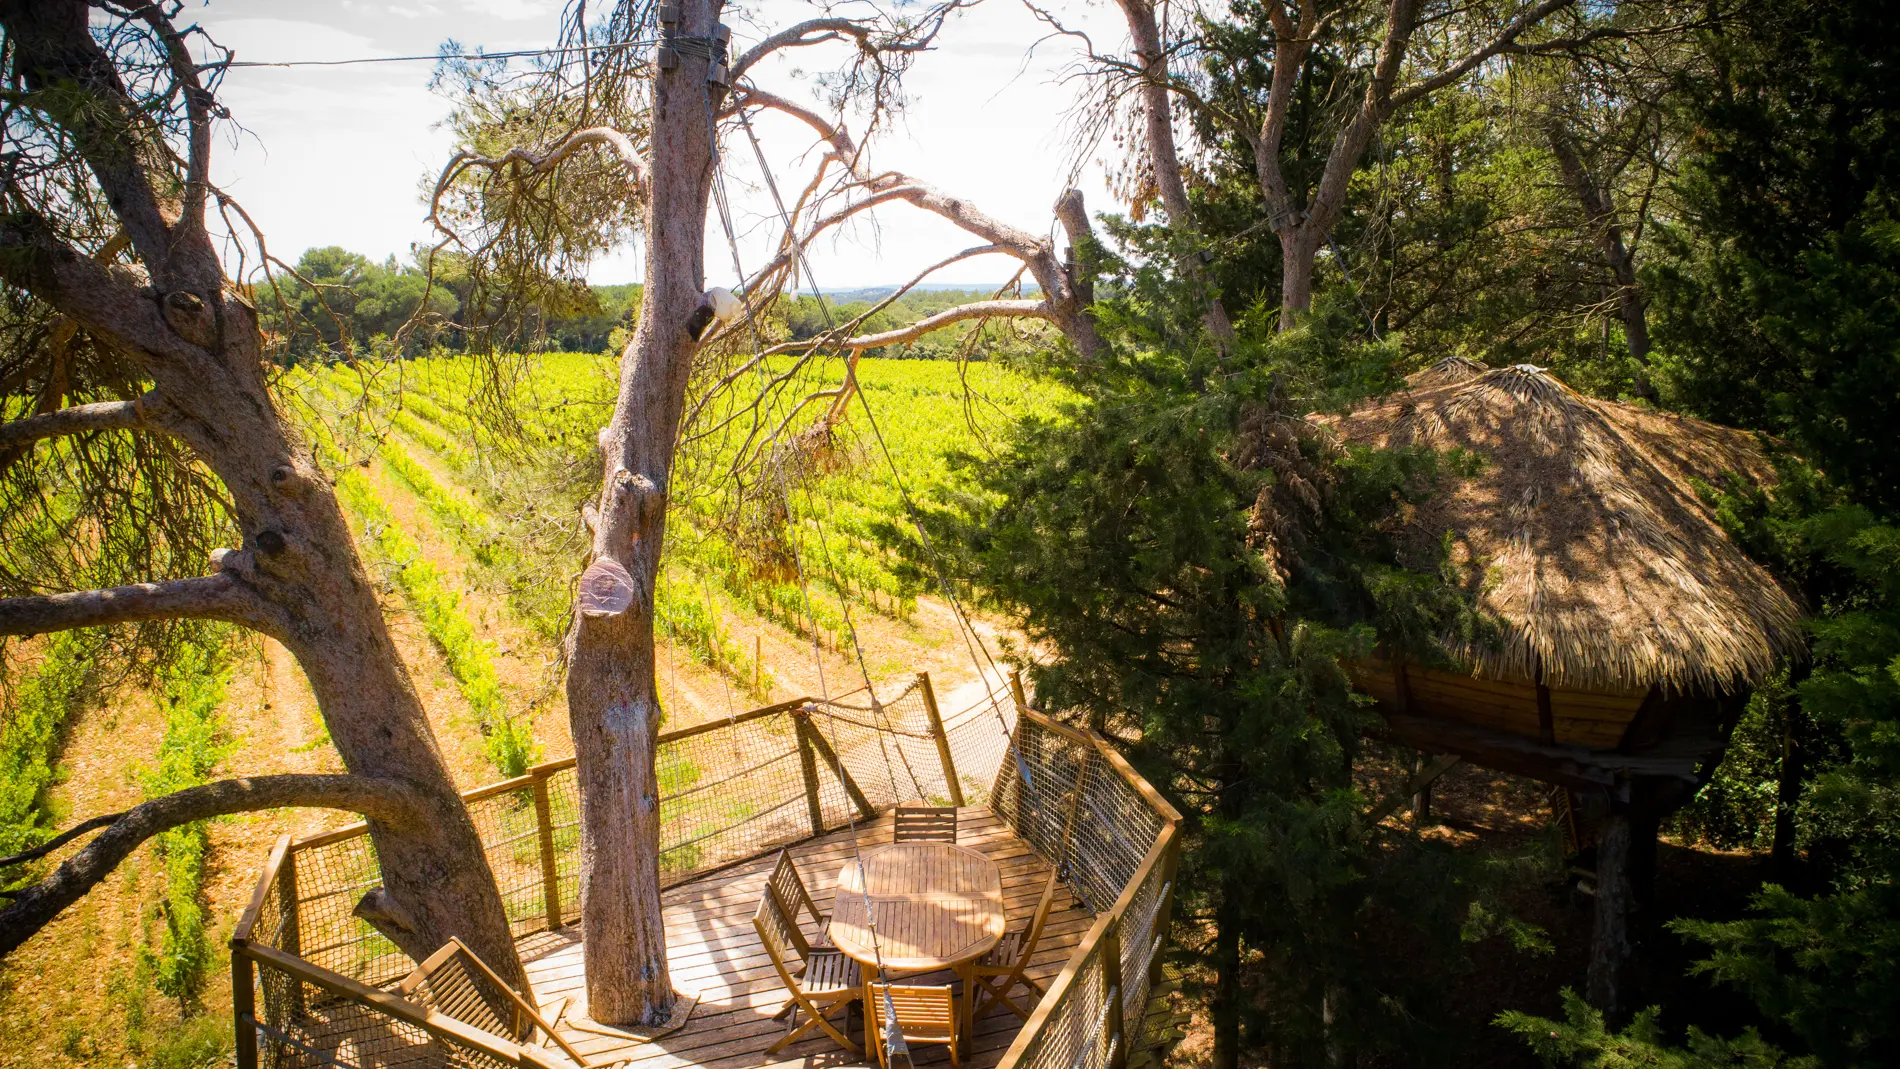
[
  {"left": 1338, "top": 358, "right": 1804, "bottom": 697},
  {"left": 1328, "top": 358, "right": 1807, "bottom": 1013},
  {"left": 1320, "top": 358, "right": 1805, "bottom": 798}
]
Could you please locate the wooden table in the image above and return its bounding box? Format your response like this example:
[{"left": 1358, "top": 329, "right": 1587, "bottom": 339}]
[{"left": 830, "top": 842, "right": 1006, "bottom": 1049}]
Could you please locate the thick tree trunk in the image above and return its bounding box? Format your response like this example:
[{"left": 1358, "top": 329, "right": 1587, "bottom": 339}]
[
  {"left": 1279, "top": 231, "right": 1320, "bottom": 330},
  {"left": 1586, "top": 810, "right": 1631, "bottom": 1018},
  {"left": 1212, "top": 879, "right": 1241, "bottom": 1069},
  {"left": 0, "top": 0, "right": 525, "bottom": 986},
  {"left": 186, "top": 296, "right": 528, "bottom": 993},
  {"left": 1114, "top": 0, "right": 1236, "bottom": 348},
  {"left": 563, "top": 0, "right": 722, "bottom": 1025}
]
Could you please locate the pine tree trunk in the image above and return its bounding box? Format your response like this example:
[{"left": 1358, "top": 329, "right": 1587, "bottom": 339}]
[
  {"left": 563, "top": 0, "right": 722, "bottom": 1025},
  {"left": 1586, "top": 811, "right": 1632, "bottom": 1018},
  {"left": 190, "top": 290, "right": 528, "bottom": 992},
  {"left": 1279, "top": 230, "right": 1319, "bottom": 330},
  {"left": 1212, "top": 881, "right": 1241, "bottom": 1069}
]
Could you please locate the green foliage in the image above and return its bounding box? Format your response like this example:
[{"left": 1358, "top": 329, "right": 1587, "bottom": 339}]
[
  {"left": 931, "top": 265, "right": 1521, "bottom": 1061},
  {"left": 1672, "top": 884, "right": 1900, "bottom": 1068},
  {"left": 1649, "top": 0, "right": 1900, "bottom": 511},
  {"left": 137, "top": 629, "right": 234, "bottom": 1010},
  {"left": 0, "top": 630, "right": 100, "bottom": 884},
  {"left": 1670, "top": 680, "right": 1787, "bottom": 851},
  {"left": 1498, "top": 989, "right": 1811, "bottom": 1069},
  {"left": 333, "top": 464, "right": 540, "bottom": 777}
]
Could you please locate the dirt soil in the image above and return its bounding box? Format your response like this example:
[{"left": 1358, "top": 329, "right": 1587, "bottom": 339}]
[{"left": 0, "top": 443, "right": 1018, "bottom": 1064}]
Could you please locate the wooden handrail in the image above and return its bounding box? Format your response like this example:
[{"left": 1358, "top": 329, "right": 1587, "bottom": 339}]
[
  {"left": 232, "top": 689, "right": 1185, "bottom": 1069},
  {"left": 993, "top": 705, "right": 1183, "bottom": 1069},
  {"left": 232, "top": 833, "right": 291, "bottom": 946},
  {"left": 239, "top": 942, "right": 526, "bottom": 1059},
  {"left": 277, "top": 697, "right": 819, "bottom": 855},
  {"left": 996, "top": 822, "right": 1178, "bottom": 1069}
]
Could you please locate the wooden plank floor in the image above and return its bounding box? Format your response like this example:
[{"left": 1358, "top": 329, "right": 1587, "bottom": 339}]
[{"left": 522, "top": 807, "right": 1093, "bottom": 1069}]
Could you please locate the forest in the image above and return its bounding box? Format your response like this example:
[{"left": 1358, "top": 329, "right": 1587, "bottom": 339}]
[{"left": 0, "top": 1, "right": 1894, "bottom": 1068}]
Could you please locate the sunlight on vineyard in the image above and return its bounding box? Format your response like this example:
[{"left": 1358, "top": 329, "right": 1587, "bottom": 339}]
[{"left": 287, "top": 351, "right": 1069, "bottom": 757}]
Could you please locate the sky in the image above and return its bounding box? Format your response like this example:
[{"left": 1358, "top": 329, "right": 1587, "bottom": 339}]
[{"left": 194, "top": 0, "right": 1129, "bottom": 291}]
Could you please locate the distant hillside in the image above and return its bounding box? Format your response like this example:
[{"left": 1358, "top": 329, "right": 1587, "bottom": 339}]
[{"left": 812, "top": 282, "right": 1042, "bottom": 303}]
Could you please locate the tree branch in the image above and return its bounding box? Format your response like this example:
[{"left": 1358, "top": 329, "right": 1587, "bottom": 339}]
[
  {"left": 828, "top": 299, "right": 1051, "bottom": 350},
  {"left": 1388, "top": 0, "right": 1576, "bottom": 112},
  {"left": 0, "top": 212, "right": 208, "bottom": 366},
  {"left": 0, "top": 573, "right": 259, "bottom": 637},
  {"left": 136, "top": 5, "right": 214, "bottom": 236},
  {"left": 1, "top": 2, "right": 193, "bottom": 287},
  {"left": 0, "top": 392, "right": 161, "bottom": 450},
  {"left": 0, "top": 774, "right": 430, "bottom": 957},
  {"left": 427, "top": 126, "right": 645, "bottom": 229}
]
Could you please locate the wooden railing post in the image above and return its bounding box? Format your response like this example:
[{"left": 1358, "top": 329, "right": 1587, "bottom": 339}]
[
  {"left": 795, "top": 715, "right": 827, "bottom": 836},
  {"left": 800, "top": 707, "right": 878, "bottom": 820},
  {"left": 1009, "top": 668, "right": 1029, "bottom": 712},
  {"left": 232, "top": 945, "right": 258, "bottom": 1069},
  {"left": 917, "top": 672, "right": 966, "bottom": 806},
  {"left": 531, "top": 770, "right": 563, "bottom": 930},
  {"left": 1102, "top": 915, "right": 1126, "bottom": 1069},
  {"left": 1148, "top": 835, "right": 1182, "bottom": 995}
]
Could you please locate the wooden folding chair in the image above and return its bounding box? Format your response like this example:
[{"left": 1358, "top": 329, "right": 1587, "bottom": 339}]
[
  {"left": 399, "top": 937, "right": 593, "bottom": 1067},
  {"left": 766, "top": 849, "right": 831, "bottom": 951},
  {"left": 893, "top": 805, "right": 957, "bottom": 843},
  {"left": 755, "top": 888, "right": 862, "bottom": 1055},
  {"left": 970, "top": 864, "right": 1061, "bottom": 1021},
  {"left": 868, "top": 983, "right": 960, "bottom": 1069}
]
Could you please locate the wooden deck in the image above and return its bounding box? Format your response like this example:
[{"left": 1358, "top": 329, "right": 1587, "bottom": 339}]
[{"left": 520, "top": 807, "right": 1093, "bottom": 1069}]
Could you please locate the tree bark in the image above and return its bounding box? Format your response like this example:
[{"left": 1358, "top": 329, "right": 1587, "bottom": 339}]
[
  {"left": 1212, "top": 877, "right": 1241, "bottom": 1069},
  {"left": 562, "top": 0, "right": 725, "bottom": 1026},
  {"left": 1113, "top": 0, "right": 1237, "bottom": 348},
  {"left": 1280, "top": 230, "right": 1321, "bottom": 325},
  {"left": 1586, "top": 810, "right": 1631, "bottom": 1018},
  {"left": 0, "top": 0, "right": 524, "bottom": 989},
  {"left": 0, "top": 775, "right": 428, "bottom": 956},
  {"left": 1544, "top": 117, "right": 1656, "bottom": 399}
]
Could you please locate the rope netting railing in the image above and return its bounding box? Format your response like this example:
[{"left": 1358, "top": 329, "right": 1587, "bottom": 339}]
[
  {"left": 230, "top": 681, "right": 1178, "bottom": 1069},
  {"left": 992, "top": 711, "right": 1182, "bottom": 1069}
]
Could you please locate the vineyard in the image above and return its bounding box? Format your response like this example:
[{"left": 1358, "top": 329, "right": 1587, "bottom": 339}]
[{"left": 0, "top": 351, "right": 1067, "bottom": 1067}]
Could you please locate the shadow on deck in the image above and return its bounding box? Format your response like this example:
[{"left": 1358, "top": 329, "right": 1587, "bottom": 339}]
[{"left": 522, "top": 807, "right": 1092, "bottom": 1069}]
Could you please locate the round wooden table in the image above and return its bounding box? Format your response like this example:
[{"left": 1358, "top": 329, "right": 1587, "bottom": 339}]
[{"left": 830, "top": 842, "right": 1006, "bottom": 1049}]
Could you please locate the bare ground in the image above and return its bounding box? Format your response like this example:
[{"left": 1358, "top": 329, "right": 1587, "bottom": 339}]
[{"left": 0, "top": 427, "right": 1024, "bottom": 1062}]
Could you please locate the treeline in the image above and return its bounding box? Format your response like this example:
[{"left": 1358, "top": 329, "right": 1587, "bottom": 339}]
[
  {"left": 258, "top": 246, "right": 1032, "bottom": 362},
  {"left": 257, "top": 247, "right": 640, "bottom": 360}
]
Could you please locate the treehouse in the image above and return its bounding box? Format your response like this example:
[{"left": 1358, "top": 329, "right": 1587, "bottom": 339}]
[
  {"left": 1332, "top": 359, "right": 1804, "bottom": 997},
  {"left": 228, "top": 677, "right": 1184, "bottom": 1069}
]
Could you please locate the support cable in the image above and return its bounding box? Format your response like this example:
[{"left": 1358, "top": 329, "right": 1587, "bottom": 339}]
[
  {"left": 708, "top": 91, "right": 912, "bottom": 1069},
  {"left": 735, "top": 105, "right": 1018, "bottom": 750}
]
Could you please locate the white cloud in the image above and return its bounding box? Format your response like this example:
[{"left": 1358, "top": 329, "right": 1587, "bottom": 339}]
[{"left": 197, "top": 0, "right": 1131, "bottom": 289}]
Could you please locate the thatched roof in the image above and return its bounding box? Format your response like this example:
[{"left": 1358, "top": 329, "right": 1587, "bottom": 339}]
[{"left": 1331, "top": 358, "right": 1805, "bottom": 694}]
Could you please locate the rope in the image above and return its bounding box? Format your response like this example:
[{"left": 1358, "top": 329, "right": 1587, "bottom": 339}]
[
  {"left": 734, "top": 102, "right": 1017, "bottom": 758},
  {"left": 710, "top": 93, "right": 912, "bottom": 1069},
  {"left": 804, "top": 706, "right": 936, "bottom": 740}
]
